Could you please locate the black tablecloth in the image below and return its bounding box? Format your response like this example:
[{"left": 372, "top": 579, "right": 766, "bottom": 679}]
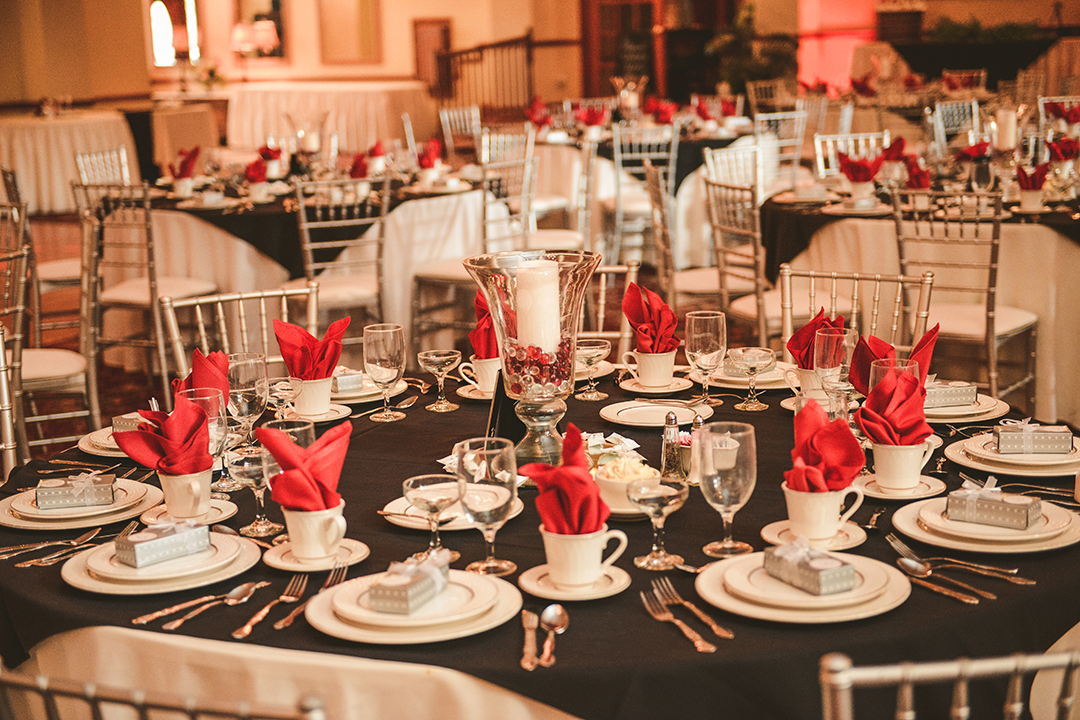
[
  {"left": 891, "top": 40, "right": 1057, "bottom": 90},
  {"left": 0, "top": 373, "right": 1077, "bottom": 718}
]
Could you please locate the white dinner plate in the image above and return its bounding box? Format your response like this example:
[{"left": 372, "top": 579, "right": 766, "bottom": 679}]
[
  {"left": 720, "top": 552, "right": 892, "bottom": 610},
  {"left": 283, "top": 404, "right": 351, "bottom": 423},
  {"left": 924, "top": 399, "right": 1011, "bottom": 425},
  {"left": 60, "top": 538, "right": 261, "bottom": 595},
  {"left": 962, "top": 433, "right": 1080, "bottom": 467},
  {"left": 599, "top": 401, "right": 714, "bottom": 428},
  {"left": 332, "top": 570, "right": 500, "bottom": 628},
  {"left": 690, "top": 363, "right": 792, "bottom": 390},
  {"left": 380, "top": 495, "right": 526, "bottom": 532},
  {"left": 175, "top": 198, "right": 242, "bottom": 210},
  {"left": 306, "top": 575, "right": 521, "bottom": 644},
  {"left": 853, "top": 474, "right": 946, "bottom": 500},
  {"left": 331, "top": 379, "right": 408, "bottom": 403},
  {"left": 892, "top": 499, "right": 1080, "bottom": 554},
  {"left": 262, "top": 538, "right": 370, "bottom": 572},
  {"left": 916, "top": 496, "right": 1073, "bottom": 543},
  {"left": 771, "top": 190, "right": 841, "bottom": 205},
  {"left": 87, "top": 427, "right": 120, "bottom": 450},
  {"left": 575, "top": 360, "right": 615, "bottom": 382},
  {"left": 779, "top": 396, "right": 860, "bottom": 412},
  {"left": 924, "top": 394, "right": 1001, "bottom": 418},
  {"left": 0, "top": 486, "right": 163, "bottom": 530},
  {"left": 10, "top": 479, "right": 148, "bottom": 520},
  {"left": 84, "top": 533, "right": 242, "bottom": 582},
  {"left": 695, "top": 558, "right": 910, "bottom": 623},
  {"left": 617, "top": 377, "right": 694, "bottom": 395},
  {"left": 77, "top": 434, "right": 129, "bottom": 458},
  {"left": 820, "top": 203, "right": 893, "bottom": 217},
  {"left": 943, "top": 442, "right": 1080, "bottom": 478}
]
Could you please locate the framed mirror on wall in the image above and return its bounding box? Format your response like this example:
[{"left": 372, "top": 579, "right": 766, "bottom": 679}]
[
  {"left": 318, "top": 0, "right": 382, "bottom": 64},
  {"left": 234, "top": 0, "right": 285, "bottom": 59}
]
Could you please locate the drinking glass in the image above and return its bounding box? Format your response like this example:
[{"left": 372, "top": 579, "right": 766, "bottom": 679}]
[
  {"left": 868, "top": 358, "right": 919, "bottom": 392},
  {"left": 454, "top": 437, "right": 518, "bottom": 576},
  {"left": 685, "top": 310, "right": 727, "bottom": 406},
  {"left": 227, "top": 352, "right": 269, "bottom": 446},
  {"left": 226, "top": 444, "right": 284, "bottom": 537},
  {"left": 266, "top": 376, "right": 302, "bottom": 419},
  {"left": 574, "top": 339, "right": 611, "bottom": 401},
  {"left": 364, "top": 323, "right": 406, "bottom": 422},
  {"left": 726, "top": 347, "right": 776, "bottom": 411},
  {"left": 813, "top": 327, "right": 858, "bottom": 426},
  {"left": 626, "top": 470, "right": 689, "bottom": 570},
  {"left": 696, "top": 422, "right": 756, "bottom": 557},
  {"left": 417, "top": 349, "right": 461, "bottom": 413},
  {"left": 403, "top": 473, "right": 465, "bottom": 561},
  {"left": 176, "top": 387, "right": 231, "bottom": 495},
  {"left": 259, "top": 419, "right": 316, "bottom": 546}
]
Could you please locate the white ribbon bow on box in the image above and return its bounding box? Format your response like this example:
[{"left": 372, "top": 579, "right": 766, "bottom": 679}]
[
  {"left": 950, "top": 475, "right": 1001, "bottom": 522},
  {"left": 384, "top": 548, "right": 451, "bottom": 593},
  {"left": 1001, "top": 418, "right": 1040, "bottom": 454}
]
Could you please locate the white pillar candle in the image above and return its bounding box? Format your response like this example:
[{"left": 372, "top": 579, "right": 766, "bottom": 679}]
[
  {"left": 299, "top": 131, "right": 321, "bottom": 153},
  {"left": 516, "top": 259, "right": 561, "bottom": 354},
  {"left": 995, "top": 109, "right": 1018, "bottom": 150}
]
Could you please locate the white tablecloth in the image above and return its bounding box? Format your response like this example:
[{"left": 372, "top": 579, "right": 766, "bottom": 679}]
[{"left": 0, "top": 111, "right": 140, "bottom": 214}]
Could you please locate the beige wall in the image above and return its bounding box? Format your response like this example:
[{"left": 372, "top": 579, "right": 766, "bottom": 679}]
[{"left": 924, "top": 0, "right": 1080, "bottom": 28}]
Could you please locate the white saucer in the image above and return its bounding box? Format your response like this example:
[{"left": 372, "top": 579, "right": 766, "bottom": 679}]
[
  {"left": 283, "top": 404, "right": 351, "bottom": 423},
  {"left": 456, "top": 385, "right": 492, "bottom": 401},
  {"left": 778, "top": 396, "right": 860, "bottom": 412},
  {"left": 332, "top": 379, "right": 408, "bottom": 403},
  {"left": 517, "top": 564, "right": 631, "bottom": 601},
  {"left": 140, "top": 499, "right": 237, "bottom": 526},
  {"left": 599, "top": 401, "right": 714, "bottom": 428},
  {"left": 618, "top": 377, "right": 694, "bottom": 395},
  {"left": 262, "top": 538, "right": 370, "bottom": 571},
  {"left": 853, "top": 474, "right": 946, "bottom": 500},
  {"left": 760, "top": 520, "right": 867, "bottom": 550},
  {"left": 575, "top": 360, "right": 615, "bottom": 382},
  {"left": 820, "top": 203, "right": 892, "bottom": 217}
]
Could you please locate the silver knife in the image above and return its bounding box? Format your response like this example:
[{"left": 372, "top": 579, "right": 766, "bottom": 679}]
[
  {"left": 909, "top": 576, "right": 979, "bottom": 604},
  {"left": 520, "top": 610, "right": 539, "bottom": 671}
]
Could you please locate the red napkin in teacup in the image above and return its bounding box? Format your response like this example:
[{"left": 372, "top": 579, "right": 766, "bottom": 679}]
[
  {"left": 273, "top": 317, "right": 350, "bottom": 380},
  {"left": 903, "top": 74, "right": 924, "bottom": 90},
  {"left": 171, "top": 348, "right": 229, "bottom": 402},
  {"left": 654, "top": 101, "right": 678, "bottom": 124},
  {"left": 850, "top": 74, "right": 875, "bottom": 98},
  {"left": 1016, "top": 164, "right": 1050, "bottom": 190},
  {"left": 1046, "top": 103, "right": 1080, "bottom": 123},
  {"left": 881, "top": 137, "right": 906, "bottom": 161},
  {"left": 785, "top": 308, "right": 845, "bottom": 370},
  {"left": 258, "top": 421, "right": 351, "bottom": 511},
  {"left": 575, "top": 107, "right": 608, "bottom": 126},
  {"left": 369, "top": 141, "right": 385, "bottom": 158},
  {"left": 1048, "top": 138, "right": 1080, "bottom": 162},
  {"left": 113, "top": 396, "right": 214, "bottom": 475},
  {"left": 694, "top": 99, "right": 714, "bottom": 121},
  {"left": 469, "top": 290, "right": 499, "bottom": 360},
  {"left": 904, "top": 156, "right": 931, "bottom": 189},
  {"left": 168, "top": 146, "right": 200, "bottom": 179},
  {"left": 642, "top": 97, "right": 660, "bottom": 115},
  {"left": 349, "top": 153, "right": 368, "bottom": 179},
  {"left": 525, "top": 96, "right": 552, "bottom": 128},
  {"left": 622, "top": 283, "right": 679, "bottom": 353},
  {"left": 720, "top": 98, "right": 737, "bottom": 116},
  {"left": 520, "top": 424, "right": 610, "bottom": 534},
  {"left": 954, "top": 141, "right": 990, "bottom": 163},
  {"left": 418, "top": 138, "right": 442, "bottom": 169},
  {"left": 784, "top": 401, "right": 865, "bottom": 492},
  {"left": 259, "top": 146, "right": 282, "bottom": 161},
  {"left": 838, "top": 152, "right": 884, "bottom": 183},
  {"left": 854, "top": 370, "right": 933, "bottom": 445},
  {"left": 245, "top": 159, "right": 267, "bottom": 184},
  {"left": 849, "top": 324, "right": 938, "bottom": 396}
]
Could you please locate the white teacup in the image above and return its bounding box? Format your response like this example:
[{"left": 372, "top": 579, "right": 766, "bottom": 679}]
[
  {"left": 784, "top": 367, "right": 821, "bottom": 394},
  {"left": 248, "top": 182, "right": 270, "bottom": 203},
  {"left": 872, "top": 441, "right": 934, "bottom": 495},
  {"left": 459, "top": 355, "right": 501, "bottom": 394},
  {"left": 173, "top": 177, "right": 195, "bottom": 198},
  {"left": 282, "top": 501, "right": 347, "bottom": 562},
  {"left": 1020, "top": 189, "right": 1044, "bottom": 212},
  {"left": 265, "top": 158, "right": 283, "bottom": 180},
  {"left": 369, "top": 156, "right": 387, "bottom": 176},
  {"left": 621, "top": 350, "right": 676, "bottom": 389},
  {"left": 539, "top": 523, "right": 628, "bottom": 589},
  {"left": 781, "top": 481, "right": 864, "bottom": 541},
  {"left": 158, "top": 468, "right": 212, "bottom": 519},
  {"left": 200, "top": 190, "right": 224, "bottom": 206},
  {"left": 293, "top": 377, "right": 333, "bottom": 417}
]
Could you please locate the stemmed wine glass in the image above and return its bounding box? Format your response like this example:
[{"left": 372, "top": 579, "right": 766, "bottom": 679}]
[
  {"left": 227, "top": 444, "right": 285, "bottom": 537},
  {"left": 403, "top": 473, "right": 465, "bottom": 561},
  {"left": 814, "top": 327, "right": 858, "bottom": 426},
  {"left": 727, "top": 347, "right": 776, "bottom": 411},
  {"left": 227, "top": 352, "right": 269, "bottom": 446},
  {"left": 685, "top": 310, "right": 727, "bottom": 406},
  {"left": 363, "top": 323, "right": 406, "bottom": 422},
  {"left": 176, "top": 387, "right": 229, "bottom": 496},
  {"left": 574, "top": 339, "right": 611, "bottom": 401},
  {"left": 868, "top": 357, "right": 919, "bottom": 392},
  {"left": 454, "top": 437, "right": 518, "bottom": 576},
  {"left": 417, "top": 349, "right": 461, "bottom": 413},
  {"left": 626, "top": 469, "right": 689, "bottom": 571},
  {"left": 266, "top": 376, "right": 302, "bottom": 419},
  {"left": 696, "top": 422, "right": 756, "bottom": 558}
]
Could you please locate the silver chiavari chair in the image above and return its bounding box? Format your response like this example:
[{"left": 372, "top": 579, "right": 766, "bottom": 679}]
[
  {"left": 603, "top": 123, "right": 680, "bottom": 262},
  {"left": 578, "top": 260, "right": 639, "bottom": 360},
  {"left": 814, "top": 131, "right": 892, "bottom": 179},
  {"left": 439, "top": 105, "right": 482, "bottom": 163},
  {"left": 0, "top": 325, "right": 19, "bottom": 482},
  {"left": 74, "top": 146, "right": 132, "bottom": 185}
]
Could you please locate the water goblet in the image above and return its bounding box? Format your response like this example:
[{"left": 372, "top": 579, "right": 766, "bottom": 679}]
[
  {"left": 176, "top": 387, "right": 232, "bottom": 496},
  {"left": 417, "top": 349, "right": 461, "bottom": 413},
  {"left": 364, "top": 323, "right": 406, "bottom": 422},
  {"left": 696, "top": 422, "right": 756, "bottom": 557},
  {"left": 266, "top": 376, "right": 302, "bottom": 419},
  {"left": 727, "top": 347, "right": 776, "bottom": 411},
  {"left": 403, "top": 473, "right": 465, "bottom": 561},
  {"left": 227, "top": 352, "right": 269, "bottom": 446},
  {"left": 574, "top": 339, "right": 611, "bottom": 401},
  {"left": 813, "top": 327, "right": 858, "bottom": 427},
  {"left": 685, "top": 310, "right": 727, "bottom": 406},
  {"left": 455, "top": 437, "right": 518, "bottom": 576},
  {"left": 626, "top": 470, "right": 689, "bottom": 570},
  {"left": 226, "top": 444, "right": 285, "bottom": 537},
  {"left": 869, "top": 358, "right": 919, "bottom": 392}
]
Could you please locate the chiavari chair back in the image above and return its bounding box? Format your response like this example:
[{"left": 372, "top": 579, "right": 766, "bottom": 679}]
[
  {"left": 814, "top": 131, "right": 892, "bottom": 179},
  {"left": 604, "top": 123, "right": 680, "bottom": 262},
  {"left": 440, "top": 105, "right": 482, "bottom": 163},
  {"left": 74, "top": 147, "right": 131, "bottom": 185},
  {"left": 933, "top": 99, "right": 981, "bottom": 156},
  {"left": 753, "top": 110, "right": 807, "bottom": 191},
  {"left": 578, "top": 260, "right": 639, "bottom": 360}
]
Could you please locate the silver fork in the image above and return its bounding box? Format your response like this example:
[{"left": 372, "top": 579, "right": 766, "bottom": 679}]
[
  {"left": 958, "top": 472, "right": 1075, "bottom": 497},
  {"left": 232, "top": 574, "right": 308, "bottom": 638},
  {"left": 274, "top": 560, "right": 348, "bottom": 629},
  {"left": 652, "top": 577, "right": 734, "bottom": 639},
  {"left": 885, "top": 533, "right": 1021, "bottom": 577},
  {"left": 639, "top": 591, "right": 716, "bottom": 653},
  {"left": 638, "top": 397, "right": 706, "bottom": 408},
  {"left": 17, "top": 521, "right": 139, "bottom": 567}
]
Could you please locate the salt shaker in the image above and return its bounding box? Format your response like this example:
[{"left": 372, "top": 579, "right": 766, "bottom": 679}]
[{"left": 660, "top": 412, "right": 687, "bottom": 481}]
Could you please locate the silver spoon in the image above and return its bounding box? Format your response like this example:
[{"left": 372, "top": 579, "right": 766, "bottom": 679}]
[
  {"left": 211, "top": 524, "right": 275, "bottom": 549},
  {"left": 896, "top": 557, "right": 997, "bottom": 600},
  {"left": 538, "top": 604, "right": 569, "bottom": 668},
  {"left": 351, "top": 395, "right": 418, "bottom": 419},
  {"left": 162, "top": 580, "right": 270, "bottom": 630}
]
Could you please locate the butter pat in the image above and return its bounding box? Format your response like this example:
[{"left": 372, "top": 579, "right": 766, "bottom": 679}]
[
  {"left": 924, "top": 381, "right": 978, "bottom": 409},
  {"left": 367, "top": 550, "right": 451, "bottom": 614},
  {"left": 114, "top": 523, "right": 210, "bottom": 568},
  {"left": 763, "top": 543, "right": 856, "bottom": 595},
  {"left": 993, "top": 424, "right": 1073, "bottom": 454},
  {"left": 946, "top": 488, "right": 1041, "bottom": 529},
  {"left": 36, "top": 474, "right": 115, "bottom": 510}
]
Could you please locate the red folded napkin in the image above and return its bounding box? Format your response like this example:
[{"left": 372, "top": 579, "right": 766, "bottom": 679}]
[
  {"left": 1045, "top": 103, "right": 1080, "bottom": 123},
  {"left": 904, "top": 156, "right": 931, "bottom": 189},
  {"left": 171, "top": 349, "right": 229, "bottom": 402},
  {"left": 881, "top": 137, "right": 906, "bottom": 161},
  {"left": 258, "top": 421, "right": 351, "bottom": 511},
  {"left": 850, "top": 324, "right": 938, "bottom": 396},
  {"left": 854, "top": 370, "right": 932, "bottom": 445},
  {"left": 694, "top": 99, "right": 714, "bottom": 121},
  {"left": 799, "top": 79, "right": 829, "bottom": 95},
  {"left": 850, "top": 74, "right": 875, "bottom": 98},
  {"left": 520, "top": 424, "right": 609, "bottom": 534},
  {"left": 944, "top": 73, "right": 977, "bottom": 91},
  {"left": 245, "top": 159, "right": 267, "bottom": 184},
  {"left": 838, "top": 152, "right": 884, "bottom": 182},
  {"left": 349, "top": 153, "right": 368, "bottom": 179},
  {"left": 1048, "top": 138, "right": 1080, "bottom": 162},
  {"left": 369, "top": 141, "right": 385, "bottom": 157},
  {"left": 622, "top": 283, "right": 679, "bottom": 353},
  {"left": 574, "top": 107, "right": 607, "bottom": 126},
  {"left": 954, "top": 141, "right": 990, "bottom": 163},
  {"left": 784, "top": 400, "right": 865, "bottom": 492},
  {"left": 273, "top": 317, "right": 350, "bottom": 380},
  {"left": 418, "top": 138, "right": 442, "bottom": 169},
  {"left": 903, "top": 74, "right": 924, "bottom": 90},
  {"left": 720, "top": 99, "right": 737, "bottom": 117},
  {"left": 469, "top": 290, "right": 499, "bottom": 359},
  {"left": 1016, "top": 164, "right": 1050, "bottom": 190},
  {"left": 259, "top": 146, "right": 282, "bottom": 161},
  {"left": 654, "top": 101, "right": 678, "bottom": 124},
  {"left": 785, "top": 308, "right": 845, "bottom": 370},
  {"left": 525, "top": 96, "right": 552, "bottom": 128},
  {"left": 642, "top": 97, "right": 660, "bottom": 115},
  {"left": 113, "top": 396, "right": 213, "bottom": 475},
  {"left": 169, "top": 146, "right": 200, "bottom": 179}
]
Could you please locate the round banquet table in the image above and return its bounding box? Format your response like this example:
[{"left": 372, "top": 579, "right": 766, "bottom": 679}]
[{"left": 0, "top": 375, "right": 1078, "bottom": 719}]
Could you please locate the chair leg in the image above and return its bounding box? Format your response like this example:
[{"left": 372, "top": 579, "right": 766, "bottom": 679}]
[{"left": 150, "top": 306, "right": 173, "bottom": 411}]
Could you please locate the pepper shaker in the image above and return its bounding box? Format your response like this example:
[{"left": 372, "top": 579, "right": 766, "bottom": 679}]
[{"left": 660, "top": 411, "right": 687, "bottom": 481}]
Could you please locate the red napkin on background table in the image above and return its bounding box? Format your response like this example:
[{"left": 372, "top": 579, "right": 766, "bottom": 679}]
[
  {"left": 1016, "top": 164, "right": 1050, "bottom": 190},
  {"left": 169, "top": 146, "right": 200, "bottom": 179},
  {"left": 369, "top": 141, "right": 385, "bottom": 158},
  {"left": 575, "top": 107, "right": 608, "bottom": 126},
  {"left": 418, "top": 139, "right": 442, "bottom": 169},
  {"left": 258, "top": 421, "right": 351, "bottom": 511},
  {"left": 259, "top": 146, "right": 282, "bottom": 161},
  {"left": 954, "top": 141, "right": 990, "bottom": 163},
  {"left": 694, "top": 99, "right": 714, "bottom": 121},
  {"left": 654, "top": 101, "right": 678, "bottom": 124},
  {"left": 854, "top": 370, "right": 933, "bottom": 445},
  {"left": 245, "top": 159, "right": 267, "bottom": 184},
  {"left": 469, "top": 290, "right": 499, "bottom": 360},
  {"left": 521, "top": 424, "right": 610, "bottom": 534},
  {"left": 850, "top": 74, "right": 875, "bottom": 98},
  {"left": 622, "top": 283, "right": 680, "bottom": 353},
  {"left": 642, "top": 97, "right": 659, "bottom": 115},
  {"left": 1048, "top": 138, "right": 1080, "bottom": 162},
  {"left": 113, "top": 396, "right": 213, "bottom": 475},
  {"left": 1046, "top": 103, "right": 1080, "bottom": 123},
  {"left": 525, "top": 96, "right": 553, "bottom": 128},
  {"left": 849, "top": 324, "right": 938, "bottom": 396},
  {"left": 838, "top": 152, "right": 884, "bottom": 182},
  {"left": 349, "top": 153, "right": 368, "bottom": 179},
  {"left": 171, "top": 348, "right": 229, "bottom": 402},
  {"left": 785, "top": 308, "right": 845, "bottom": 370},
  {"left": 784, "top": 401, "right": 865, "bottom": 492},
  {"left": 904, "top": 156, "right": 931, "bottom": 189},
  {"left": 720, "top": 99, "right": 737, "bottom": 116},
  {"left": 881, "top": 137, "right": 906, "bottom": 161},
  {"left": 903, "top": 74, "right": 924, "bottom": 89},
  {"left": 273, "top": 317, "right": 350, "bottom": 380}
]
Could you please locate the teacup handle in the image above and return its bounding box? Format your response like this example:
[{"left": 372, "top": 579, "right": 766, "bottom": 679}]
[
  {"left": 620, "top": 352, "right": 640, "bottom": 382},
  {"left": 919, "top": 440, "right": 935, "bottom": 470},
  {"left": 324, "top": 516, "right": 347, "bottom": 548},
  {"left": 784, "top": 368, "right": 801, "bottom": 394},
  {"left": 600, "top": 529, "right": 628, "bottom": 568},
  {"left": 837, "top": 486, "right": 864, "bottom": 527},
  {"left": 459, "top": 364, "right": 480, "bottom": 389}
]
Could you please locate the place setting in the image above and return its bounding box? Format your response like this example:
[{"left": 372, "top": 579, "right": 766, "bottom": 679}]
[
  {"left": 943, "top": 421, "right": 1080, "bottom": 477},
  {"left": 275, "top": 317, "right": 356, "bottom": 423},
  {"left": 0, "top": 467, "right": 164, "bottom": 531}
]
